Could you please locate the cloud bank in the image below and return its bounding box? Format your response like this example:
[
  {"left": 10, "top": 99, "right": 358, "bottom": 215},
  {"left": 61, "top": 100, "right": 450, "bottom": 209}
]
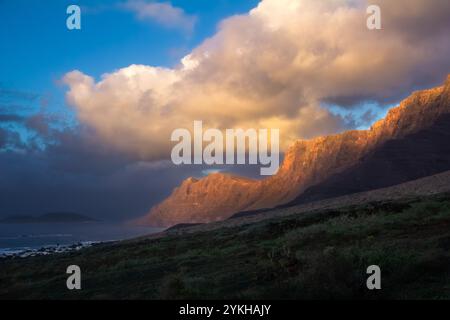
[{"left": 64, "top": 0, "right": 450, "bottom": 161}]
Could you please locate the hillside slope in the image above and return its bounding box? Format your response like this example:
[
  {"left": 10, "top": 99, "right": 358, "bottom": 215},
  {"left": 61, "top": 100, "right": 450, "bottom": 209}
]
[{"left": 2, "top": 191, "right": 450, "bottom": 299}]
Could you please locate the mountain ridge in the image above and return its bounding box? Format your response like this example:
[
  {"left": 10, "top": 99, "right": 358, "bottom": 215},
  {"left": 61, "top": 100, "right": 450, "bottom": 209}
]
[
  {"left": 286, "top": 113, "right": 450, "bottom": 207},
  {"left": 139, "top": 74, "right": 450, "bottom": 227}
]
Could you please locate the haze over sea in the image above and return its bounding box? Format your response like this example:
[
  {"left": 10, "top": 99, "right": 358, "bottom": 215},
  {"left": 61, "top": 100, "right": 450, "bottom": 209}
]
[{"left": 0, "top": 222, "right": 162, "bottom": 255}]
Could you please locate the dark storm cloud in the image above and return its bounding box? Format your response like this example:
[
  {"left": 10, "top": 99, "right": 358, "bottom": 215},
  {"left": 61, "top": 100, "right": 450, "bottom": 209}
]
[
  {"left": 0, "top": 119, "right": 264, "bottom": 221},
  {"left": 25, "top": 113, "right": 52, "bottom": 137},
  {"left": 0, "top": 128, "right": 7, "bottom": 147},
  {"left": 0, "top": 87, "right": 41, "bottom": 116},
  {"left": 376, "top": 0, "right": 450, "bottom": 40},
  {"left": 1, "top": 120, "right": 252, "bottom": 221},
  {"left": 45, "top": 128, "right": 135, "bottom": 175},
  {"left": 324, "top": 0, "right": 450, "bottom": 108},
  {"left": 0, "top": 114, "right": 24, "bottom": 123},
  {"left": 0, "top": 88, "right": 39, "bottom": 103},
  {"left": 0, "top": 134, "right": 183, "bottom": 221},
  {"left": 0, "top": 127, "right": 22, "bottom": 149}
]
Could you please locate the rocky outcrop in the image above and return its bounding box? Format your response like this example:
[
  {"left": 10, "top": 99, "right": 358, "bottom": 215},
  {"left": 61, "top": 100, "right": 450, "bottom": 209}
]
[{"left": 139, "top": 75, "right": 450, "bottom": 227}]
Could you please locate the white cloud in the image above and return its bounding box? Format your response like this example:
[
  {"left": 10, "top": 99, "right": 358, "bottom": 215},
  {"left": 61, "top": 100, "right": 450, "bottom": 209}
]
[
  {"left": 64, "top": 0, "right": 450, "bottom": 161},
  {"left": 122, "top": 0, "right": 197, "bottom": 33}
]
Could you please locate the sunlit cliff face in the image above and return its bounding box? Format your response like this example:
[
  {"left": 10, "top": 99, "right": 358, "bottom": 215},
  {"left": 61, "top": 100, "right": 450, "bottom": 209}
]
[
  {"left": 140, "top": 75, "right": 450, "bottom": 227},
  {"left": 64, "top": 0, "right": 450, "bottom": 162}
]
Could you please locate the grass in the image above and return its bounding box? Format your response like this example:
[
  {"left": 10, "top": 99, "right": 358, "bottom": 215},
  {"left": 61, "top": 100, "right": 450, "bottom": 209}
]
[{"left": 1, "top": 193, "right": 450, "bottom": 300}]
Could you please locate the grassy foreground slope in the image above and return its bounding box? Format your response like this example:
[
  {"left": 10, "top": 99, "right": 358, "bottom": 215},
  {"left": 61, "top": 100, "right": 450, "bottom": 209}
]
[{"left": 1, "top": 193, "right": 450, "bottom": 300}]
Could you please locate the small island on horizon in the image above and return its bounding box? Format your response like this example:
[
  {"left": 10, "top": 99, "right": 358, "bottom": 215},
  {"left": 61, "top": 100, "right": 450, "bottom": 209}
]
[{"left": 0, "top": 212, "right": 98, "bottom": 224}]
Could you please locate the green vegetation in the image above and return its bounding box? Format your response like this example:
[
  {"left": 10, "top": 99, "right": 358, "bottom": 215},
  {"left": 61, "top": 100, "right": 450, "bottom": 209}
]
[{"left": 1, "top": 194, "right": 450, "bottom": 300}]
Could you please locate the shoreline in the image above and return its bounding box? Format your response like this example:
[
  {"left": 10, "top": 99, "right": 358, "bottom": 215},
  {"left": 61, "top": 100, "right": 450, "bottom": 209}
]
[
  {"left": 0, "top": 223, "right": 164, "bottom": 259},
  {"left": 0, "top": 241, "right": 106, "bottom": 259}
]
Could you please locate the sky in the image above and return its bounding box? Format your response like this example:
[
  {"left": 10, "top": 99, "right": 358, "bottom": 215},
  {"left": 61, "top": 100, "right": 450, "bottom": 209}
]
[
  {"left": 0, "top": 0, "right": 260, "bottom": 134},
  {"left": 1, "top": 0, "right": 450, "bottom": 221},
  {"left": 0, "top": 0, "right": 261, "bottom": 221}
]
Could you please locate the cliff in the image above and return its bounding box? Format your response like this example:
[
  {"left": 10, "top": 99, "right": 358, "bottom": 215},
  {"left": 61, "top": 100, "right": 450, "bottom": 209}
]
[{"left": 139, "top": 75, "right": 450, "bottom": 227}]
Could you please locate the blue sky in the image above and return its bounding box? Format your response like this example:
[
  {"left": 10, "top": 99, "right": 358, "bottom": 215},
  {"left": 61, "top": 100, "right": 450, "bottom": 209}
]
[
  {"left": 0, "top": 0, "right": 260, "bottom": 146},
  {"left": 0, "top": 0, "right": 258, "bottom": 93}
]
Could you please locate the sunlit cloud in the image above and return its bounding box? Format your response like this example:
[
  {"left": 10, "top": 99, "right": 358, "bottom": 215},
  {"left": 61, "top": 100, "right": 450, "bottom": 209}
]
[
  {"left": 64, "top": 0, "right": 450, "bottom": 162},
  {"left": 122, "top": 0, "right": 197, "bottom": 34}
]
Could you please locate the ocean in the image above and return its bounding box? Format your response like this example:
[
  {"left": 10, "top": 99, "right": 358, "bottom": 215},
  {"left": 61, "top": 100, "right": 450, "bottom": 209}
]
[{"left": 0, "top": 222, "right": 163, "bottom": 256}]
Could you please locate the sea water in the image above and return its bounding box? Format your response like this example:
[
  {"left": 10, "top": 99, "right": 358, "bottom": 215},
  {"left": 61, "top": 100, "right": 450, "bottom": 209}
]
[{"left": 0, "top": 222, "right": 162, "bottom": 256}]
